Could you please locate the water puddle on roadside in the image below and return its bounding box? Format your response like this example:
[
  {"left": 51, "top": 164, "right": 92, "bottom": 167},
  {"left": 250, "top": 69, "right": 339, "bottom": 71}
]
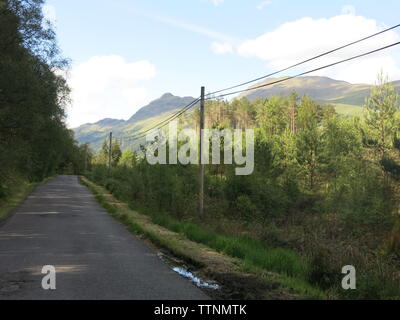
[{"left": 157, "top": 252, "right": 220, "bottom": 290}]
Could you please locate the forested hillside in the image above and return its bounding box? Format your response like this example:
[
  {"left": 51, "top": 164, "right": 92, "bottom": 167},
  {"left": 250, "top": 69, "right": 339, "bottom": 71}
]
[
  {"left": 73, "top": 93, "right": 196, "bottom": 151},
  {"left": 88, "top": 74, "right": 400, "bottom": 299},
  {"left": 74, "top": 77, "right": 400, "bottom": 152},
  {"left": 0, "top": 0, "right": 85, "bottom": 203}
]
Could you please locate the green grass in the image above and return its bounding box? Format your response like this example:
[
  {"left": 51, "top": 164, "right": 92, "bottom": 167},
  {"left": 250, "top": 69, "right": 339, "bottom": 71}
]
[
  {"left": 333, "top": 103, "right": 364, "bottom": 117},
  {"left": 128, "top": 201, "right": 310, "bottom": 280},
  {"left": 0, "top": 178, "right": 49, "bottom": 222},
  {"left": 82, "top": 176, "right": 326, "bottom": 299},
  {"left": 130, "top": 201, "right": 324, "bottom": 298},
  {"left": 240, "top": 261, "right": 325, "bottom": 299},
  {"left": 94, "top": 194, "right": 117, "bottom": 214}
]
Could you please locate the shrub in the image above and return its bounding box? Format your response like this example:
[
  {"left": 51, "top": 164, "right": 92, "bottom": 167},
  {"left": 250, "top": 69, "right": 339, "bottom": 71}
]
[
  {"left": 261, "top": 223, "right": 287, "bottom": 247},
  {"left": 234, "top": 195, "right": 258, "bottom": 220},
  {"left": 342, "top": 273, "right": 400, "bottom": 300},
  {"left": 307, "top": 250, "right": 340, "bottom": 289},
  {"left": 380, "top": 156, "right": 400, "bottom": 180},
  {"left": 0, "top": 184, "right": 9, "bottom": 200}
]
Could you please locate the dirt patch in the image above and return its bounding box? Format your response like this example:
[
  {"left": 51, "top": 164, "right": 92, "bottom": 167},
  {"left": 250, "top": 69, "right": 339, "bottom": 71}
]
[{"left": 210, "top": 272, "right": 284, "bottom": 300}]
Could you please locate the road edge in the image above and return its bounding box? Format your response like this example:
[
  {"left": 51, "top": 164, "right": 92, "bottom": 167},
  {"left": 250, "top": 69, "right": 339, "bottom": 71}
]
[{"left": 0, "top": 176, "right": 55, "bottom": 227}]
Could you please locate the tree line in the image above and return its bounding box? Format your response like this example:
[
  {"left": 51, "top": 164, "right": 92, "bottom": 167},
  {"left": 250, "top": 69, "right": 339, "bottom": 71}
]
[
  {"left": 88, "top": 72, "right": 400, "bottom": 298},
  {"left": 0, "top": 0, "right": 86, "bottom": 198}
]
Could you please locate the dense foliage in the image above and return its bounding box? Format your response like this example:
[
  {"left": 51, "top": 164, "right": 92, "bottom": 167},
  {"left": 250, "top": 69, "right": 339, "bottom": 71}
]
[
  {"left": 0, "top": 0, "right": 86, "bottom": 198},
  {"left": 88, "top": 76, "right": 400, "bottom": 298}
]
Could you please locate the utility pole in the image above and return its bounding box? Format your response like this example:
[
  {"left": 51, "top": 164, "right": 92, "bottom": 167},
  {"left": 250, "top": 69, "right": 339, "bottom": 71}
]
[
  {"left": 109, "top": 132, "right": 112, "bottom": 173},
  {"left": 199, "top": 86, "right": 205, "bottom": 215}
]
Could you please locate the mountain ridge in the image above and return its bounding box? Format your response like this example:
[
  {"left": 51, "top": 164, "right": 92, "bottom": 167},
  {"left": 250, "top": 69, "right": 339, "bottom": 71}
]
[
  {"left": 73, "top": 76, "right": 400, "bottom": 150},
  {"left": 73, "top": 92, "right": 196, "bottom": 150},
  {"left": 127, "top": 92, "right": 195, "bottom": 123},
  {"left": 239, "top": 76, "right": 400, "bottom": 106}
]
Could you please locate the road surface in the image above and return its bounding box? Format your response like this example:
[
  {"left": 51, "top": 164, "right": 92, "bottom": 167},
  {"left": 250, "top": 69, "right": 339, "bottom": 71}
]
[{"left": 0, "top": 175, "right": 208, "bottom": 300}]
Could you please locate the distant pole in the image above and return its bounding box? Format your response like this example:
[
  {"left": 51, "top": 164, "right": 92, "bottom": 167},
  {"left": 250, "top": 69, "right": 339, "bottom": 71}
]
[
  {"left": 109, "top": 132, "right": 112, "bottom": 173},
  {"left": 199, "top": 86, "right": 205, "bottom": 215}
]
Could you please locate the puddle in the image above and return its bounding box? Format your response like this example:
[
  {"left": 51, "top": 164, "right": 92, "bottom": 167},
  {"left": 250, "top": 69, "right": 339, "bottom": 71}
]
[
  {"left": 157, "top": 252, "right": 220, "bottom": 290},
  {"left": 172, "top": 267, "right": 220, "bottom": 290}
]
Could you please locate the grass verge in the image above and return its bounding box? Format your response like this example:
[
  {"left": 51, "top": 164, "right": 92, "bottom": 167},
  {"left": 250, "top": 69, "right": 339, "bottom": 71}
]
[
  {"left": 81, "top": 176, "right": 326, "bottom": 300},
  {"left": 0, "top": 178, "right": 52, "bottom": 223}
]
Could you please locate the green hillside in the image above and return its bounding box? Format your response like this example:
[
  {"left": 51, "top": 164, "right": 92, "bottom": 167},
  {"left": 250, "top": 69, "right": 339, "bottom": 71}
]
[
  {"left": 333, "top": 104, "right": 365, "bottom": 117},
  {"left": 241, "top": 76, "right": 400, "bottom": 106},
  {"left": 73, "top": 93, "right": 195, "bottom": 150},
  {"left": 73, "top": 76, "right": 400, "bottom": 150}
]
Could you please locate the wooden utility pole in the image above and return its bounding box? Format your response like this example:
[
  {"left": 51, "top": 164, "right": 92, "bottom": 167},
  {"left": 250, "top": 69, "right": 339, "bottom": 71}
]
[
  {"left": 199, "top": 87, "right": 205, "bottom": 215},
  {"left": 109, "top": 132, "right": 112, "bottom": 173}
]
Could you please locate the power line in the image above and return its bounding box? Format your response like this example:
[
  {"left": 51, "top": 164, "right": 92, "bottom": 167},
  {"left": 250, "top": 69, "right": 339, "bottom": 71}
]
[
  {"left": 207, "top": 23, "right": 400, "bottom": 96},
  {"left": 113, "top": 28, "right": 400, "bottom": 145},
  {"left": 209, "top": 40, "right": 400, "bottom": 100},
  {"left": 125, "top": 98, "right": 199, "bottom": 141},
  {"left": 121, "top": 39, "right": 400, "bottom": 144}
]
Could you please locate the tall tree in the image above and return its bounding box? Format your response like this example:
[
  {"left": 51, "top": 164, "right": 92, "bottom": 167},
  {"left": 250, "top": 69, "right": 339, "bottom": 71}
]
[
  {"left": 286, "top": 91, "right": 299, "bottom": 133},
  {"left": 0, "top": 0, "right": 75, "bottom": 182},
  {"left": 365, "top": 72, "right": 400, "bottom": 159},
  {"left": 111, "top": 141, "right": 122, "bottom": 167},
  {"left": 296, "top": 96, "right": 323, "bottom": 190}
]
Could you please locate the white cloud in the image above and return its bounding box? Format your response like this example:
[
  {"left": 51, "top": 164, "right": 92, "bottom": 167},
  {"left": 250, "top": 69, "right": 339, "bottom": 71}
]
[
  {"left": 211, "top": 41, "right": 233, "bottom": 54},
  {"left": 324, "top": 55, "right": 400, "bottom": 85},
  {"left": 236, "top": 13, "right": 400, "bottom": 84},
  {"left": 257, "top": 1, "right": 272, "bottom": 10},
  {"left": 66, "top": 56, "right": 156, "bottom": 128}
]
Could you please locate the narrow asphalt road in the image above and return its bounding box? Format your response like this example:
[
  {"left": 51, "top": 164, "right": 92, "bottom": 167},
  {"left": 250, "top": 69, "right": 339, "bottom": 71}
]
[{"left": 0, "top": 175, "right": 209, "bottom": 300}]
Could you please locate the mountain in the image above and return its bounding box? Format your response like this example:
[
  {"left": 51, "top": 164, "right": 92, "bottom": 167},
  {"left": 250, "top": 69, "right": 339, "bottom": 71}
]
[
  {"left": 240, "top": 76, "right": 400, "bottom": 108},
  {"left": 73, "top": 77, "right": 400, "bottom": 151},
  {"left": 128, "top": 93, "right": 195, "bottom": 123},
  {"left": 73, "top": 93, "right": 196, "bottom": 150}
]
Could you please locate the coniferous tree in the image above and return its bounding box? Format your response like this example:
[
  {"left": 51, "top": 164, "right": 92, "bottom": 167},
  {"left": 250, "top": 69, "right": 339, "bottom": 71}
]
[{"left": 365, "top": 72, "right": 400, "bottom": 159}]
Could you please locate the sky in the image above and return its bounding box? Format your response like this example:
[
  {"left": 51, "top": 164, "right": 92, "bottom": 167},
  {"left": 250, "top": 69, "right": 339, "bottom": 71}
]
[{"left": 42, "top": 0, "right": 400, "bottom": 128}]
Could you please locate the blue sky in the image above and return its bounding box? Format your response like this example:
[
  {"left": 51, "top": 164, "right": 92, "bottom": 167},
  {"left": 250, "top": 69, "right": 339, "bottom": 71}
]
[{"left": 43, "top": 0, "right": 400, "bottom": 127}]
